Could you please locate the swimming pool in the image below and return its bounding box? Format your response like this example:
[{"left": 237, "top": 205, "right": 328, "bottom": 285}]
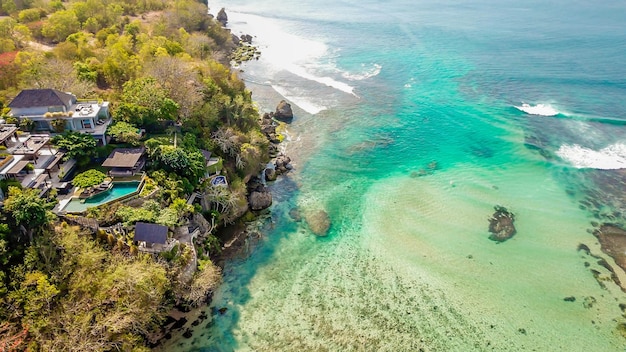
[{"left": 62, "top": 181, "right": 141, "bottom": 213}]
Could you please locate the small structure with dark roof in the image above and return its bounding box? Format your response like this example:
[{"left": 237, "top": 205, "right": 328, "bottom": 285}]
[
  {"left": 101, "top": 147, "right": 145, "bottom": 177},
  {"left": 134, "top": 222, "right": 170, "bottom": 253}
]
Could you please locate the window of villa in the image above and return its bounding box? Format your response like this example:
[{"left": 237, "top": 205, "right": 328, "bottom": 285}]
[
  {"left": 82, "top": 119, "right": 93, "bottom": 129},
  {"left": 34, "top": 120, "right": 49, "bottom": 131},
  {"left": 47, "top": 106, "right": 64, "bottom": 113}
]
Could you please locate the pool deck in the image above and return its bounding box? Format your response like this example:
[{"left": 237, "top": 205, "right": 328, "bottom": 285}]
[{"left": 55, "top": 178, "right": 144, "bottom": 214}]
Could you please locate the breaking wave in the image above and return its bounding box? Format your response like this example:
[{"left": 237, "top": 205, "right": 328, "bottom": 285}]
[
  {"left": 271, "top": 84, "right": 327, "bottom": 115},
  {"left": 341, "top": 63, "right": 382, "bottom": 81},
  {"left": 556, "top": 143, "right": 626, "bottom": 169},
  {"left": 515, "top": 103, "right": 560, "bottom": 116}
]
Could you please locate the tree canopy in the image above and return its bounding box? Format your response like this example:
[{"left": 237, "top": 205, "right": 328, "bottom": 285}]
[
  {"left": 2, "top": 187, "right": 56, "bottom": 242},
  {"left": 72, "top": 169, "right": 106, "bottom": 188},
  {"left": 52, "top": 131, "right": 97, "bottom": 165},
  {"left": 107, "top": 121, "right": 141, "bottom": 145}
]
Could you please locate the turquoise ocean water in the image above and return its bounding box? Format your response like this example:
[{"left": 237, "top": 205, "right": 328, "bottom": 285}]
[{"left": 166, "top": 1, "right": 626, "bottom": 350}]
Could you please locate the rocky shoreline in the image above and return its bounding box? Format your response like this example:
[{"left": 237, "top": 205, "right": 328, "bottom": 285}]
[{"left": 151, "top": 98, "right": 296, "bottom": 348}]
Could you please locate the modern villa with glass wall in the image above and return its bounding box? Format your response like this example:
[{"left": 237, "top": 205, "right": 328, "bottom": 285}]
[{"left": 7, "top": 89, "right": 111, "bottom": 145}]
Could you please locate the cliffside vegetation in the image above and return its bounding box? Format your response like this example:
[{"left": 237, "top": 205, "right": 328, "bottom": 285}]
[{"left": 0, "top": 0, "right": 266, "bottom": 350}]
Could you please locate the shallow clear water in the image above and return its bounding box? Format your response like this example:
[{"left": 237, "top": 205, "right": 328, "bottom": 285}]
[
  {"left": 165, "top": 1, "right": 626, "bottom": 350},
  {"left": 63, "top": 181, "right": 140, "bottom": 212}
]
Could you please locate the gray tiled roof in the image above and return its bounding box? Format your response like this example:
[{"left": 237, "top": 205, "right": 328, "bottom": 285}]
[
  {"left": 8, "top": 89, "right": 74, "bottom": 108},
  {"left": 134, "top": 222, "right": 168, "bottom": 244}
]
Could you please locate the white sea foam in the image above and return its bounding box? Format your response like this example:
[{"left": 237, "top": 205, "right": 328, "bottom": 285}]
[
  {"left": 286, "top": 64, "right": 357, "bottom": 96},
  {"left": 515, "top": 103, "right": 560, "bottom": 116},
  {"left": 271, "top": 84, "right": 327, "bottom": 115},
  {"left": 341, "top": 63, "right": 382, "bottom": 81},
  {"left": 556, "top": 143, "right": 626, "bottom": 169},
  {"left": 211, "top": 6, "right": 356, "bottom": 98}
]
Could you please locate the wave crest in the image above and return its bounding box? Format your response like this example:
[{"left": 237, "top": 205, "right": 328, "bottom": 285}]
[
  {"left": 271, "top": 84, "right": 327, "bottom": 115},
  {"left": 556, "top": 143, "right": 626, "bottom": 169},
  {"left": 515, "top": 103, "right": 560, "bottom": 116},
  {"left": 341, "top": 64, "right": 382, "bottom": 81}
]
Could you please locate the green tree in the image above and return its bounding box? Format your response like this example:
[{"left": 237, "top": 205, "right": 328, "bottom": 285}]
[
  {"left": 121, "top": 77, "right": 179, "bottom": 124},
  {"left": 102, "top": 34, "right": 140, "bottom": 88},
  {"left": 2, "top": 187, "right": 56, "bottom": 242},
  {"left": 18, "top": 8, "right": 43, "bottom": 23},
  {"left": 72, "top": 169, "right": 106, "bottom": 188},
  {"left": 52, "top": 131, "right": 97, "bottom": 165},
  {"left": 183, "top": 259, "right": 221, "bottom": 306},
  {"left": 19, "top": 117, "right": 33, "bottom": 131},
  {"left": 107, "top": 121, "right": 140, "bottom": 145},
  {"left": 50, "top": 118, "right": 66, "bottom": 133},
  {"left": 0, "top": 17, "right": 30, "bottom": 52},
  {"left": 41, "top": 9, "right": 80, "bottom": 43},
  {"left": 156, "top": 145, "right": 205, "bottom": 182}
]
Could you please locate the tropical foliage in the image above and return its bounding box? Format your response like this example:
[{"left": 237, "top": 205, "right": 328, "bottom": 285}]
[
  {"left": 0, "top": 0, "right": 272, "bottom": 349},
  {"left": 2, "top": 187, "right": 56, "bottom": 243},
  {"left": 107, "top": 121, "right": 141, "bottom": 145},
  {"left": 52, "top": 131, "right": 97, "bottom": 165},
  {"left": 72, "top": 169, "right": 106, "bottom": 188}
]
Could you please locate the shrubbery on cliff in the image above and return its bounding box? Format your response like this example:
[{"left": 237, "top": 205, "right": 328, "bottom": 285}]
[{"left": 0, "top": 0, "right": 265, "bottom": 349}]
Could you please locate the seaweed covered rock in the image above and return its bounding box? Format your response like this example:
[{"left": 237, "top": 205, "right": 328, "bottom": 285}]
[
  {"left": 488, "top": 205, "right": 516, "bottom": 242},
  {"left": 305, "top": 210, "right": 331, "bottom": 236},
  {"left": 594, "top": 224, "right": 626, "bottom": 275}
]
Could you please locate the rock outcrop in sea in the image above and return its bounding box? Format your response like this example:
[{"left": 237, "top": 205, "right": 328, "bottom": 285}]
[
  {"left": 274, "top": 100, "right": 294, "bottom": 122},
  {"left": 217, "top": 8, "right": 228, "bottom": 26},
  {"left": 305, "top": 209, "right": 331, "bottom": 236},
  {"left": 488, "top": 205, "right": 516, "bottom": 242}
]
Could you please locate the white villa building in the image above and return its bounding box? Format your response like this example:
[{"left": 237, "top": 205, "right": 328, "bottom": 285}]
[{"left": 7, "top": 89, "right": 111, "bottom": 145}]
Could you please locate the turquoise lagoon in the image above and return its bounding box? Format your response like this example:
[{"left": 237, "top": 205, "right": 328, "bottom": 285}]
[
  {"left": 164, "top": 0, "right": 626, "bottom": 351},
  {"left": 62, "top": 181, "right": 141, "bottom": 213}
]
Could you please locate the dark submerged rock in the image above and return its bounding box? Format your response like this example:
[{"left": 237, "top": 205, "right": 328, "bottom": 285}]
[
  {"left": 583, "top": 296, "right": 597, "bottom": 309},
  {"left": 563, "top": 296, "right": 576, "bottom": 302},
  {"left": 488, "top": 205, "right": 516, "bottom": 242},
  {"left": 577, "top": 243, "right": 591, "bottom": 255},
  {"left": 594, "top": 224, "right": 626, "bottom": 276},
  {"left": 305, "top": 209, "right": 331, "bottom": 236},
  {"left": 289, "top": 208, "right": 302, "bottom": 222}
]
